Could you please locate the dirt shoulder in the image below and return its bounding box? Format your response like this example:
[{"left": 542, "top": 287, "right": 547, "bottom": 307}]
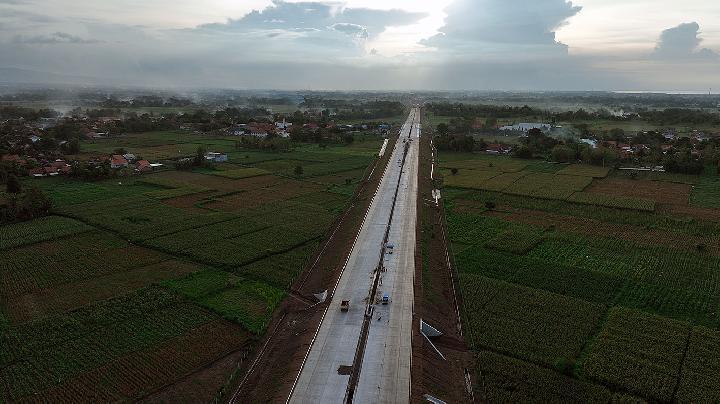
[
  {"left": 221, "top": 135, "right": 398, "bottom": 403},
  {"left": 411, "top": 127, "right": 474, "bottom": 403}
]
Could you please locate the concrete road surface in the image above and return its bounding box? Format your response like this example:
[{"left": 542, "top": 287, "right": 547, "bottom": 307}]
[{"left": 289, "top": 109, "right": 420, "bottom": 404}]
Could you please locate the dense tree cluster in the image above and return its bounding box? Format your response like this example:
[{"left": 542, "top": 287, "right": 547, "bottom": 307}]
[
  {"left": 100, "top": 96, "right": 194, "bottom": 108},
  {"left": 0, "top": 106, "right": 58, "bottom": 120},
  {"left": 300, "top": 99, "right": 405, "bottom": 120},
  {"left": 69, "top": 161, "right": 112, "bottom": 180},
  {"left": 0, "top": 186, "right": 52, "bottom": 224},
  {"left": 515, "top": 128, "right": 559, "bottom": 158},
  {"left": 428, "top": 102, "right": 720, "bottom": 126},
  {"left": 434, "top": 134, "right": 475, "bottom": 152},
  {"left": 234, "top": 137, "right": 292, "bottom": 152},
  {"left": 640, "top": 108, "right": 720, "bottom": 126},
  {"left": 428, "top": 102, "right": 542, "bottom": 119}
]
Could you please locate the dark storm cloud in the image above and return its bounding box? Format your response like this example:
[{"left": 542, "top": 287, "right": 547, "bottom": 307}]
[
  {"left": 422, "top": 0, "right": 581, "bottom": 58},
  {"left": 652, "top": 22, "right": 718, "bottom": 60}
]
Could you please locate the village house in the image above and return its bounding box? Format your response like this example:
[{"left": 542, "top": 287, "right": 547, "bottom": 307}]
[
  {"left": 110, "top": 154, "right": 129, "bottom": 169},
  {"left": 485, "top": 143, "right": 513, "bottom": 155},
  {"left": 135, "top": 160, "right": 152, "bottom": 173},
  {"left": 663, "top": 129, "right": 677, "bottom": 141},
  {"left": 205, "top": 152, "right": 228, "bottom": 163},
  {"left": 691, "top": 131, "right": 710, "bottom": 143},
  {"left": 250, "top": 122, "right": 276, "bottom": 134},
  {"left": 50, "top": 159, "right": 71, "bottom": 173},
  {"left": 275, "top": 119, "right": 292, "bottom": 130},
  {"left": 28, "top": 160, "right": 71, "bottom": 177},
  {"left": 275, "top": 119, "right": 292, "bottom": 138},
  {"left": 251, "top": 131, "right": 269, "bottom": 138},
  {"left": 29, "top": 167, "right": 50, "bottom": 177},
  {"left": 229, "top": 124, "right": 249, "bottom": 136}
]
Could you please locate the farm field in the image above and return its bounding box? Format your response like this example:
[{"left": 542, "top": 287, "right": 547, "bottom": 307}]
[
  {"left": 438, "top": 149, "right": 720, "bottom": 401},
  {"left": 441, "top": 156, "right": 656, "bottom": 211},
  {"left": 0, "top": 134, "right": 384, "bottom": 401}
]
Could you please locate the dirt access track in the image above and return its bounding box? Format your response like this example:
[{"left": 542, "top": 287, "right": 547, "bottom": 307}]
[
  {"left": 411, "top": 128, "right": 474, "bottom": 403},
  {"left": 223, "top": 133, "right": 399, "bottom": 403}
]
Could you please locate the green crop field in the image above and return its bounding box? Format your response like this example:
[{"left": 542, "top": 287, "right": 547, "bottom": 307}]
[
  {"left": 438, "top": 155, "right": 655, "bottom": 210},
  {"left": 0, "top": 134, "right": 383, "bottom": 401},
  {"left": 440, "top": 148, "right": 720, "bottom": 402}
]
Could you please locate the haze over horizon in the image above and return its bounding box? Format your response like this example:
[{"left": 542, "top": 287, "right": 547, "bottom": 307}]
[{"left": 1, "top": 0, "right": 719, "bottom": 91}]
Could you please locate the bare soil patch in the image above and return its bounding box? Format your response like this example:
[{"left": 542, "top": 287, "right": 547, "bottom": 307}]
[
  {"left": 162, "top": 190, "right": 217, "bottom": 212},
  {"left": 660, "top": 204, "right": 720, "bottom": 222},
  {"left": 412, "top": 133, "right": 473, "bottom": 403},
  {"left": 204, "top": 181, "right": 323, "bottom": 212},
  {"left": 586, "top": 178, "right": 691, "bottom": 206}
]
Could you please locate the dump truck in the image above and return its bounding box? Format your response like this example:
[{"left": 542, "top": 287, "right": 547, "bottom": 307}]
[{"left": 340, "top": 300, "right": 350, "bottom": 312}]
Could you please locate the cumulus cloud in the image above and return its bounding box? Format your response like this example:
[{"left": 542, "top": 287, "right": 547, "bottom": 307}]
[
  {"left": 12, "top": 31, "right": 101, "bottom": 44},
  {"left": 0, "top": 1, "right": 427, "bottom": 86},
  {"left": 331, "top": 23, "right": 368, "bottom": 39},
  {"left": 200, "top": 1, "right": 423, "bottom": 37},
  {"left": 422, "top": 0, "right": 581, "bottom": 59},
  {"left": 652, "top": 22, "right": 718, "bottom": 60},
  {"left": 169, "top": 1, "right": 426, "bottom": 61}
]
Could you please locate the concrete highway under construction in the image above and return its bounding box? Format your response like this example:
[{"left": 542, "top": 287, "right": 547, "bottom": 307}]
[{"left": 289, "top": 108, "right": 421, "bottom": 403}]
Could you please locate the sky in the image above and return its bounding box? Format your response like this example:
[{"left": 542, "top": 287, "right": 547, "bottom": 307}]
[{"left": 1, "top": 0, "right": 719, "bottom": 91}]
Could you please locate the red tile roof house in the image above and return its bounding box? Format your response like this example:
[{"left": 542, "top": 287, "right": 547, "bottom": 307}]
[
  {"left": 110, "top": 155, "right": 129, "bottom": 169},
  {"left": 249, "top": 122, "right": 276, "bottom": 133},
  {"left": 29, "top": 167, "right": 47, "bottom": 177},
  {"left": 135, "top": 160, "right": 152, "bottom": 173},
  {"left": 50, "top": 160, "right": 70, "bottom": 170}
]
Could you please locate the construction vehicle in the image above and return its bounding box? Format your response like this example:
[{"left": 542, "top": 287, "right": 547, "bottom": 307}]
[{"left": 340, "top": 300, "right": 350, "bottom": 312}]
